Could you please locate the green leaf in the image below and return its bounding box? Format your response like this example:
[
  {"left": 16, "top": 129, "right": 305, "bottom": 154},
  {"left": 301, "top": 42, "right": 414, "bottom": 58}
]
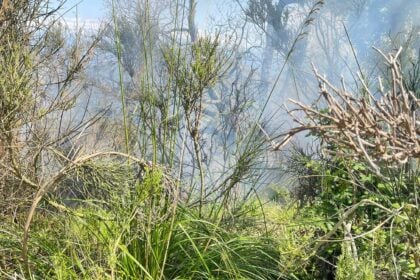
[{"left": 391, "top": 203, "right": 401, "bottom": 209}]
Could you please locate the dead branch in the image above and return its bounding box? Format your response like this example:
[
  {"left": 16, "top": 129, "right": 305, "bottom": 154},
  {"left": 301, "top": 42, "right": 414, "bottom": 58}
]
[{"left": 274, "top": 47, "right": 419, "bottom": 175}]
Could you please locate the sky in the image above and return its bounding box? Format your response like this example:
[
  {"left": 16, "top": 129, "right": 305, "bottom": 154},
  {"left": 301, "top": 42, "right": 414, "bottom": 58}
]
[{"left": 63, "top": 0, "right": 106, "bottom": 20}]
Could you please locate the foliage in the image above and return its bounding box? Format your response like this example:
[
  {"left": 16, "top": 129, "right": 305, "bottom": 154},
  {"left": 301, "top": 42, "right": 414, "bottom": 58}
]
[
  {"left": 1, "top": 0, "right": 419, "bottom": 279},
  {"left": 336, "top": 249, "right": 375, "bottom": 280}
]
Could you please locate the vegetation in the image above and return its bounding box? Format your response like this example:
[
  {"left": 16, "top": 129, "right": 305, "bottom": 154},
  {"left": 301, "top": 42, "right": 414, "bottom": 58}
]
[{"left": 0, "top": 0, "right": 418, "bottom": 279}]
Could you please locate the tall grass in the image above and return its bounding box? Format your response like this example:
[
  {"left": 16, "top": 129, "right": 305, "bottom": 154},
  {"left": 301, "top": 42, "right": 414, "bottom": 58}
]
[{"left": 112, "top": 0, "right": 130, "bottom": 155}]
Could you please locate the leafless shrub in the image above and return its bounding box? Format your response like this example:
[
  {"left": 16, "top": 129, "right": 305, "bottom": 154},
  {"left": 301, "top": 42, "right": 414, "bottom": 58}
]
[{"left": 275, "top": 48, "right": 419, "bottom": 176}]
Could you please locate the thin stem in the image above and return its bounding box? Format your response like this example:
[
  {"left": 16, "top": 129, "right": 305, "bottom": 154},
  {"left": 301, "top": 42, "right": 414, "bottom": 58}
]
[{"left": 112, "top": 0, "right": 130, "bottom": 155}]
